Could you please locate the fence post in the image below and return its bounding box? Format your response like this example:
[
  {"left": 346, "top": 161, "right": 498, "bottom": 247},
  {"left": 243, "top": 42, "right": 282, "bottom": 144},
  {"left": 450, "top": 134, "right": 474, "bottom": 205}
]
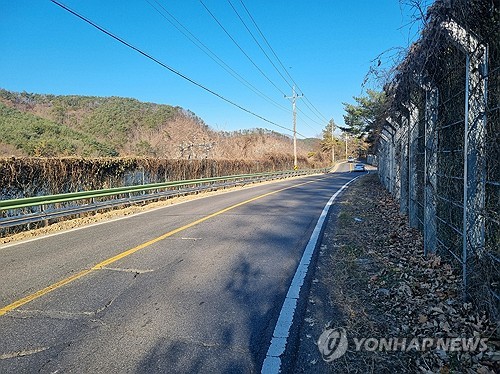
[
  {"left": 388, "top": 134, "right": 393, "bottom": 194},
  {"left": 442, "top": 20, "right": 487, "bottom": 296},
  {"left": 394, "top": 122, "right": 402, "bottom": 203},
  {"left": 378, "top": 138, "right": 386, "bottom": 186},
  {"left": 399, "top": 110, "right": 410, "bottom": 215},
  {"left": 390, "top": 133, "right": 395, "bottom": 194},
  {"left": 407, "top": 103, "right": 419, "bottom": 228},
  {"left": 462, "top": 48, "right": 487, "bottom": 295},
  {"left": 387, "top": 117, "right": 401, "bottom": 199},
  {"left": 378, "top": 134, "right": 389, "bottom": 189},
  {"left": 381, "top": 127, "right": 395, "bottom": 193},
  {"left": 424, "top": 86, "right": 438, "bottom": 255}
]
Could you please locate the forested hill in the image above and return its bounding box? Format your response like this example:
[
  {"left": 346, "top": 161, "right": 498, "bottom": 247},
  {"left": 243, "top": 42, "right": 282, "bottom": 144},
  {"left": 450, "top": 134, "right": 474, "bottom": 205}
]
[{"left": 0, "top": 89, "right": 313, "bottom": 159}]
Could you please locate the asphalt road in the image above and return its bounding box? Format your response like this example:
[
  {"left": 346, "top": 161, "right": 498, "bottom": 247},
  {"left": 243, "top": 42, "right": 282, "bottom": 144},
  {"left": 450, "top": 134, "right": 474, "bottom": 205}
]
[{"left": 0, "top": 164, "right": 358, "bottom": 373}]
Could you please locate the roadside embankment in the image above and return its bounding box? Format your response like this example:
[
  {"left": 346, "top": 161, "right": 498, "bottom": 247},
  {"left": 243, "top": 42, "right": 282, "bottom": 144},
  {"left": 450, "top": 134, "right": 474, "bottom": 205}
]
[{"left": 292, "top": 173, "right": 499, "bottom": 373}]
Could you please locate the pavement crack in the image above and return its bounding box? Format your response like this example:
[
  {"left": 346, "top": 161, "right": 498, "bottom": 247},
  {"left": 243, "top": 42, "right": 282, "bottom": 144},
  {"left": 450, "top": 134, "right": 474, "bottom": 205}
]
[
  {"left": 9, "top": 295, "right": 118, "bottom": 320},
  {"left": 0, "top": 347, "right": 49, "bottom": 360},
  {"left": 175, "top": 337, "right": 249, "bottom": 355},
  {"left": 99, "top": 267, "right": 154, "bottom": 275},
  {"left": 8, "top": 309, "right": 95, "bottom": 320},
  {"left": 94, "top": 296, "right": 117, "bottom": 316}
]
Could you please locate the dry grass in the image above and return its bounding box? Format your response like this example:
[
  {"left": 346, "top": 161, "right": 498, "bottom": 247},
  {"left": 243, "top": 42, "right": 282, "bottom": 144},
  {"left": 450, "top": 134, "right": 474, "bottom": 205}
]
[{"left": 311, "top": 174, "right": 498, "bottom": 373}]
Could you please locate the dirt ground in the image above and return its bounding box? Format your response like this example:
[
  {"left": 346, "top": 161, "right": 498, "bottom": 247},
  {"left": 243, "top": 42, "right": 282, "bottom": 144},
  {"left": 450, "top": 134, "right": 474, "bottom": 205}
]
[{"left": 292, "top": 173, "right": 499, "bottom": 373}]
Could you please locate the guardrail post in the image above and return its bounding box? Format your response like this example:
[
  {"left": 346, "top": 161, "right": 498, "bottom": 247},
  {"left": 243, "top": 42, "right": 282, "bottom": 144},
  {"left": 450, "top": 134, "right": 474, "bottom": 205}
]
[{"left": 41, "top": 204, "right": 49, "bottom": 227}]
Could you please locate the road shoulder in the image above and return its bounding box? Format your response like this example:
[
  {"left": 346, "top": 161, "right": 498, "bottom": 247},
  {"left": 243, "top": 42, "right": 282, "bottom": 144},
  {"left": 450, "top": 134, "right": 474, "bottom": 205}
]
[{"left": 291, "top": 173, "right": 498, "bottom": 373}]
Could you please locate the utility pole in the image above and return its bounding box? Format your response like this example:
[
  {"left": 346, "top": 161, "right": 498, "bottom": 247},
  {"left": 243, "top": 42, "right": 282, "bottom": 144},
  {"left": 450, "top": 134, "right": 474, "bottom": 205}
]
[
  {"left": 345, "top": 133, "right": 348, "bottom": 160},
  {"left": 285, "top": 86, "right": 303, "bottom": 170},
  {"left": 331, "top": 123, "right": 335, "bottom": 164}
]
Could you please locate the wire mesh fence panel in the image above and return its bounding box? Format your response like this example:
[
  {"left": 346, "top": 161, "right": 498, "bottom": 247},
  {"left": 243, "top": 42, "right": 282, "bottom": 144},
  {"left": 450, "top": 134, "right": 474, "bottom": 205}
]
[
  {"left": 378, "top": 0, "right": 499, "bottom": 317},
  {"left": 435, "top": 44, "right": 467, "bottom": 264}
]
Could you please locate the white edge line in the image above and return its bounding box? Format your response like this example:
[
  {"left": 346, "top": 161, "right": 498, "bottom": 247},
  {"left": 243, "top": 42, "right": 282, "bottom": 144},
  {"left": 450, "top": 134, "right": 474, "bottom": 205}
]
[
  {"left": 330, "top": 160, "right": 347, "bottom": 174},
  {"left": 261, "top": 174, "right": 362, "bottom": 374}
]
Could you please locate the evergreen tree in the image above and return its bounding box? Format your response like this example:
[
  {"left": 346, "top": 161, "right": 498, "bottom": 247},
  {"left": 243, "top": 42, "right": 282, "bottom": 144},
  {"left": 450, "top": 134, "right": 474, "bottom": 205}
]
[{"left": 341, "top": 89, "right": 387, "bottom": 146}]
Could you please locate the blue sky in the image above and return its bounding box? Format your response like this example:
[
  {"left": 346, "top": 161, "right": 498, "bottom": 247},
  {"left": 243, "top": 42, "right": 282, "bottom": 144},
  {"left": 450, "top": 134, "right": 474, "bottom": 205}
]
[{"left": 1, "top": 1, "right": 425, "bottom": 138}]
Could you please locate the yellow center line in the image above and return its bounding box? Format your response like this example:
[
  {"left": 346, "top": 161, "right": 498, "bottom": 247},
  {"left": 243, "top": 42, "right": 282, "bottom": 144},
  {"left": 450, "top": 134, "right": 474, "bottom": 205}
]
[{"left": 0, "top": 176, "right": 329, "bottom": 317}]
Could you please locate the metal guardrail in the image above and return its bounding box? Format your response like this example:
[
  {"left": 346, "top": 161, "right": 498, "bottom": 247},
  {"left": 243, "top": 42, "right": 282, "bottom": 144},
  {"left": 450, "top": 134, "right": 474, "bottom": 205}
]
[{"left": 0, "top": 168, "right": 329, "bottom": 230}]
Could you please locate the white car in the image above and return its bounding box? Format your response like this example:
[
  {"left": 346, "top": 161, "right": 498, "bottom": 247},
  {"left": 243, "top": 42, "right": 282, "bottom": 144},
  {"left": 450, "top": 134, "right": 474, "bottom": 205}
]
[
  {"left": 348, "top": 156, "right": 355, "bottom": 163},
  {"left": 353, "top": 163, "right": 366, "bottom": 172}
]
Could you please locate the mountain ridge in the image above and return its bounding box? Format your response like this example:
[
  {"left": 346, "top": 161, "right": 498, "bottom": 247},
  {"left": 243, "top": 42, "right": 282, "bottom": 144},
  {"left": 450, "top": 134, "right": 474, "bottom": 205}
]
[{"left": 0, "top": 89, "right": 316, "bottom": 160}]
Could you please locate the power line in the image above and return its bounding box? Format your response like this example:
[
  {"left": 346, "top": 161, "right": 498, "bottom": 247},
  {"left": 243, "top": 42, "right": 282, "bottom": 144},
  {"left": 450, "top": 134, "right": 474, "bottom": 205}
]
[
  {"left": 237, "top": 0, "right": 330, "bottom": 125},
  {"left": 238, "top": 0, "right": 299, "bottom": 93},
  {"left": 301, "top": 96, "right": 330, "bottom": 124},
  {"left": 199, "top": 0, "right": 288, "bottom": 97},
  {"left": 293, "top": 112, "right": 321, "bottom": 134},
  {"left": 226, "top": 0, "right": 294, "bottom": 90},
  {"left": 297, "top": 109, "right": 323, "bottom": 126},
  {"left": 50, "top": 0, "right": 307, "bottom": 138},
  {"left": 226, "top": 0, "right": 326, "bottom": 133},
  {"left": 302, "top": 95, "right": 330, "bottom": 123},
  {"left": 145, "top": 0, "right": 291, "bottom": 114},
  {"left": 149, "top": 0, "right": 325, "bottom": 133}
]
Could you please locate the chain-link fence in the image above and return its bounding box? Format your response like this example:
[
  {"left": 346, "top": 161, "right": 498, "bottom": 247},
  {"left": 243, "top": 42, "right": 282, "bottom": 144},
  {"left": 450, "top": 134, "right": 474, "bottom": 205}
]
[{"left": 378, "top": 0, "right": 499, "bottom": 318}]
